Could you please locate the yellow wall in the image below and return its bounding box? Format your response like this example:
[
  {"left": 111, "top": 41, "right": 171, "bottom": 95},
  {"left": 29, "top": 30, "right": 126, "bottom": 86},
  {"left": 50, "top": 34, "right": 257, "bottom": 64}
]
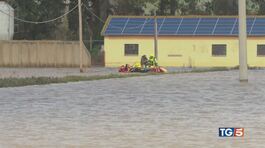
[
  {"left": 104, "top": 36, "right": 154, "bottom": 66},
  {"left": 104, "top": 36, "right": 265, "bottom": 67}
]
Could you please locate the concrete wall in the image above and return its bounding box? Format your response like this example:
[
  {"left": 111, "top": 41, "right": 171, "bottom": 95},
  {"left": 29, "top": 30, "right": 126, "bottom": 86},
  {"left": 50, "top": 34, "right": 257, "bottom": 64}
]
[
  {"left": 0, "top": 40, "right": 91, "bottom": 67},
  {"left": 104, "top": 36, "right": 265, "bottom": 67}
]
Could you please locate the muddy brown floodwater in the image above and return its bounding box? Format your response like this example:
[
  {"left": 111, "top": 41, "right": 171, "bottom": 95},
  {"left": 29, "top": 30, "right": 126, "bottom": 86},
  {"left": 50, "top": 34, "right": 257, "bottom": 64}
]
[{"left": 0, "top": 70, "right": 265, "bottom": 148}]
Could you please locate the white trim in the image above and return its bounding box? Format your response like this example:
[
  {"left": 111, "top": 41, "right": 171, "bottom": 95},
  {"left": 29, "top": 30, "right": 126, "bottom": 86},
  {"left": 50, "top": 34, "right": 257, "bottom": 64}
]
[
  {"left": 139, "top": 18, "right": 148, "bottom": 34},
  {"left": 175, "top": 18, "right": 183, "bottom": 34},
  {"left": 212, "top": 18, "right": 219, "bottom": 35},
  {"left": 230, "top": 18, "right": 238, "bottom": 35},
  {"left": 250, "top": 17, "right": 256, "bottom": 35},
  {"left": 121, "top": 18, "right": 130, "bottom": 34},
  {"left": 193, "top": 18, "right": 201, "bottom": 35},
  {"left": 158, "top": 18, "right": 166, "bottom": 33}
]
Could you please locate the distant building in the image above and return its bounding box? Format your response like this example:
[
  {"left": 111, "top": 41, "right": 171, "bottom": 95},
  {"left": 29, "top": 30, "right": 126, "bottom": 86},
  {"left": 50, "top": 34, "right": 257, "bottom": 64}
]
[
  {"left": 0, "top": 1, "right": 14, "bottom": 40},
  {"left": 102, "top": 16, "right": 265, "bottom": 67}
]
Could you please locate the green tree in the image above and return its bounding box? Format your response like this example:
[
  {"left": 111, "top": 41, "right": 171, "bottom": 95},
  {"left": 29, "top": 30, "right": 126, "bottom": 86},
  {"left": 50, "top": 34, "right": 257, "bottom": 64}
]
[
  {"left": 170, "top": 0, "right": 178, "bottom": 15},
  {"left": 34, "top": 0, "right": 66, "bottom": 39},
  {"left": 6, "top": 0, "right": 66, "bottom": 40},
  {"left": 251, "top": 0, "right": 265, "bottom": 14},
  {"left": 159, "top": 0, "right": 169, "bottom": 15},
  {"left": 181, "top": 0, "right": 202, "bottom": 15},
  {"left": 113, "top": 0, "right": 149, "bottom": 15},
  {"left": 212, "top": 0, "right": 238, "bottom": 15},
  {"left": 5, "top": 0, "right": 265, "bottom": 41}
]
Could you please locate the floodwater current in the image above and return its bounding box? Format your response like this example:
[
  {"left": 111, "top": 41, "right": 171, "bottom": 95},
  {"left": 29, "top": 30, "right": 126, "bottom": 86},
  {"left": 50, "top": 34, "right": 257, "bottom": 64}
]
[{"left": 0, "top": 70, "right": 265, "bottom": 148}]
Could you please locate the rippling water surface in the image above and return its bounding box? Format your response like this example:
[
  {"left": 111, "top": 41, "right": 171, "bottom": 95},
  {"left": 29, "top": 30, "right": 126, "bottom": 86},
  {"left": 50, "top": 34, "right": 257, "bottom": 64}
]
[{"left": 0, "top": 70, "right": 265, "bottom": 148}]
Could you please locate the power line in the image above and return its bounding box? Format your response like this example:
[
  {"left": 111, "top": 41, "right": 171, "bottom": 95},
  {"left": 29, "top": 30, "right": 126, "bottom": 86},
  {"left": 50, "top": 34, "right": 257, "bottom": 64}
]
[
  {"left": 1, "top": 2, "right": 152, "bottom": 29},
  {"left": 83, "top": 4, "right": 105, "bottom": 24},
  {"left": 83, "top": 4, "right": 153, "bottom": 30},
  {"left": 0, "top": 4, "right": 79, "bottom": 24}
]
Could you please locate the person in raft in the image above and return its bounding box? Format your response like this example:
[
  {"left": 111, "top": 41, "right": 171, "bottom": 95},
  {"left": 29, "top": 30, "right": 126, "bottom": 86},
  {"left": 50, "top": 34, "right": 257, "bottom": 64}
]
[
  {"left": 148, "top": 55, "right": 158, "bottom": 67},
  {"left": 141, "top": 55, "right": 149, "bottom": 68}
]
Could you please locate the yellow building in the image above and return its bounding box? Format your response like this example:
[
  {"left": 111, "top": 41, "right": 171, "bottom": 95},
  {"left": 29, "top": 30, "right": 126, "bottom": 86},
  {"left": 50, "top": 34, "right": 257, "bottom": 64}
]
[{"left": 102, "top": 16, "right": 265, "bottom": 68}]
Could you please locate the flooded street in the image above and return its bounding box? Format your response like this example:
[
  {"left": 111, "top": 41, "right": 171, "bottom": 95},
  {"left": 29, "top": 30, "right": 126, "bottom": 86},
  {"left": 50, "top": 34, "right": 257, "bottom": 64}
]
[{"left": 0, "top": 70, "right": 265, "bottom": 148}]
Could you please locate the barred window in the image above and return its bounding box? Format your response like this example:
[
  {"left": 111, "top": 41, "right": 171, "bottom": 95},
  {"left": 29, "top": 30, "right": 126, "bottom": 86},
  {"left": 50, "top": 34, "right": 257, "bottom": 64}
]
[
  {"left": 212, "top": 44, "right": 227, "bottom": 57},
  {"left": 257, "top": 45, "right": 265, "bottom": 56},
  {"left": 125, "top": 44, "right": 139, "bottom": 56}
]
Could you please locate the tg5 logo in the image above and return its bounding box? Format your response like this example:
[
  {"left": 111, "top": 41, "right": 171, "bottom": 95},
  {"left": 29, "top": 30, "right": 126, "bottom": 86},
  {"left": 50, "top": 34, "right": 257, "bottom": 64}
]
[{"left": 219, "top": 128, "right": 244, "bottom": 137}]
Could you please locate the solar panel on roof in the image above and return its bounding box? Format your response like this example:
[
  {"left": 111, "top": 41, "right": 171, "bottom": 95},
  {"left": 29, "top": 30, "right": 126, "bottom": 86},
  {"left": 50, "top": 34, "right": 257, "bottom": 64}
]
[
  {"left": 213, "top": 18, "right": 235, "bottom": 35},
  {"left": 139, "top": 18, "right": 165, "bottom": 35},
  {"left": 105, "top": 18, "right": 127, "bottom": 35},
  {"left": 141, "top": 19, "right": 154, "bottom": 35},
  {"left": 247, "top": 18, "right": 255, "bottom": 34},
  {"left": 251, "top": 18, "right": 265, "bottom": 35},
  {"left": 122, "top": 18, "right": 146, "bottom": 34},
  {"left": 177, "top": 18, "right": 199, "bottom": 35},
  {"left": 103, "top": 16, "right": 265, "bottom": 36},
  {"left": 195, "top": 18, "right": 217, "bottom": 35},
  {"left": 159, "top": 18, "right": 182, "bottom": 35}
]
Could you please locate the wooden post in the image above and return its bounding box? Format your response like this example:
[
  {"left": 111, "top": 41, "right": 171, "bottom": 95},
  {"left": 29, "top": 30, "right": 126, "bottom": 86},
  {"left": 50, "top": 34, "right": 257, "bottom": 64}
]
[
  {"left": 154, "top": 11, "right": 158, "bottom": 60},
  {"left": 239, "top": 0, "right": 248, "bottom": 82},
  {"left": 78, "top": 0, "right": 84, "bottom": 72}
]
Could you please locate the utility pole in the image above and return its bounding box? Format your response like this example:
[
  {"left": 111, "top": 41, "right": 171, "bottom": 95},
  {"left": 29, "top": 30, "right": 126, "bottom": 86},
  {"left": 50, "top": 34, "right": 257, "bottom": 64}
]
[
  {"left": 78, "top": 0, "right": 84, "bottom": 73},
  {"left": 239, "top": 0, "right": 248, "bottom": 82},
  {"left": 154, "top": 11, "right": 158, "bottom": 60}
]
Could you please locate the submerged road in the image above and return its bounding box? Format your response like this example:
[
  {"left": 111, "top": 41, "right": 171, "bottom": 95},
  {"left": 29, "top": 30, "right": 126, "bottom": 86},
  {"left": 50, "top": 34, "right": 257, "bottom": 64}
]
[{"left": 0, "top": 70, "right": 265, "bottom": 147}]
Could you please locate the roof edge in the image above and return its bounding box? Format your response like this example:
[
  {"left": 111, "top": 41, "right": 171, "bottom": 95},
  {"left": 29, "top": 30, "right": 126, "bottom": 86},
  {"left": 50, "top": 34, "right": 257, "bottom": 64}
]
[
  {"left": 101, "top": 15, "right": 265, "bottom": 37},
  {"left": 104, "top": 35, "right": 265, "bottom": 38},
  {"left": 101, "top": 15, "right": 112, "bottom": 36},
  {"left": 110, "top": 15, "right": 265, "bottom": 19}
]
